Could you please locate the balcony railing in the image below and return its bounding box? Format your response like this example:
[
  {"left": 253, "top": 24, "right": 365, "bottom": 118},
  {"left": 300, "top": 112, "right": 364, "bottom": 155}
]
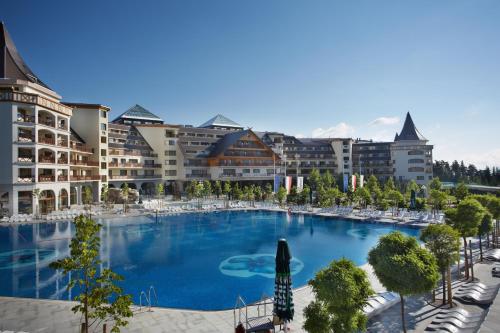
[
  {"left": 219, "top": 173, "right": 273, "bottom": 178},
  {"left": 70, "top": 160, "right": 99, "bottom": 167},
  {"left": 38, "top": 157, "right": 55, "bottom": 164},
  {"left": 17, "top": 177, "right": 34, "bottom": 183},
  {"left": 0, "top": 91, "right": 72, "bottom": 116},
  {"left": 109, "top": 149, "right": 158, "bottom": 157},
  {"left": 38, "top": 137, "right": 55, "bottom": 145},
  {"left": 186, "top": 174, "right": 210, "bottom": 179},
  {"left": 57, "top": 141, "right": 69, "bottom": 148},
  {"left": 58, "top": 175, "right": 68, "bottom": 181},
  {"left": 17, "top": 136, "right": 34, "bottom": 143},
  {"left": 17, "top": 157, "right": 34, "bottom": 163},
  {"left": 108, "top": 174, "right": 161, "bottom": 180},
  {"left": 70, "top": 144, "right": 93, "bottom": 153},
  {"left": 16, "top": 115, "right": 35, "bottom": 123},
  {"left": 70, "top": 175, "right": 101, "bottom": 181},
  {"left": 38, "top": 119, "right": 55, "bottom": 128},
  {"left": 38, "top": 175, "right": 55, "bottom": 182},
  {"left": 57, "top": 158, "right": 68, "bottom": 164}
]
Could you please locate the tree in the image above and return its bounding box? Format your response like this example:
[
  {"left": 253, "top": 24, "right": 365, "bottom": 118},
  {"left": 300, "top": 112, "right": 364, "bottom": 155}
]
[
  {"left": 202, "top": 180, "right": 212, "bottom": 198},
  {"left": 368, "top": 232, "right": 439, "bottom": 333},
  {"left": 420, "top": 225, "right": 460, "bottom": 306},
  {"left": 232, "top": 182, "right": 243, "bottom": 200},
  {"left": 32, "top": 188, "right": 41, "bottom": 217},
  {"left": 287, "top": 186, "right": 299, "bottom": 204},
  {"left": 454, "top": 182, "right": 468, "bottom": 203},
  {"left": 429, "top": 177, "right": 442, "bottom": 191},
  {"left": 478, "top": 212, "right": 493, "bottom": 261},
  {"left": 300, "top": 185, "right": 311, "bottom": 205},
  {"left": 254, "top": 186, "right": 263, "bottom": 201},
  {"left": 445, "top": 198, "right": 485, "bottom": 280},
  {"left": 83, "top": 187, "right": 93, "bottom": 210},
  {"left": 321, "top": 170, "right": 335, "bottom": 189},
  {"left": 386, "top": 190, "right": 403, "bottom": 215},
  {"left": 427, "top": 189, "right": 448, "bottom": 217},
  {"left": 309, "top": 169, "right": 322, "bottom": 193},
  {"left": 101, "top": 184, "right": 109, "bottom": 205},
  {"left": 49, "top": 216, "right": 133, "bottom": 333},
  {"left": 303, "top": 258, "right": 374, "bottom": 333},
  {"left": 223, "top": 181, "right": 232, "bottom": 200},
  {"left": 214, "top": 180, "right": 222, "bottom": 199},
  {"left": 186, "top": 180, "right": 197, "bottom": 199},
  {"left": 265, "top": 183, "right": 273, "bottom": 201},
  {"left": 120, "top": 184, "right": 129, "bottom": 213},
  {"left": 354, "top": 187, "right": 371, "bottom": 209},
  {"left": 277, "top": 186, "right": 287, "bottom": 206},
  {"left": 366, "top": 175, "right": 380, "bottom": 194},
  {"left": 384, "top": 177, "right": 395, "bottom": 192},
  {"left": 156, "top": 183, "right": 164, "bottom": 199}
]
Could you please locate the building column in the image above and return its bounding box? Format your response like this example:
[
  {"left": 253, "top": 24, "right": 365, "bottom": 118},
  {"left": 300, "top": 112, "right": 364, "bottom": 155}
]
[{"left": 76, "top": 186, "right": 82, "bottom": 205}]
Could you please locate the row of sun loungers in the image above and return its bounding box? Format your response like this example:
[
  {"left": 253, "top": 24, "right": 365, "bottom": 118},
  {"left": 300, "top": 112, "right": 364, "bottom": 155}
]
[
  {"left": 484, "top": 249, "right": 500, "bottom": 261},
  {"left": 363, "top": 292, "right": 399, "bottom": 319},
  {"left": 318, "top": 206, "right": 354, "bottom": 215},
  {"left": 1, "top": 214, "right": 33, "bottom": 223},
  {"left": 453, "top": 282, "right": 499, "bottom": 305},
  {"left": 425, "top": 307, "right": 485, "bottom": 332}
]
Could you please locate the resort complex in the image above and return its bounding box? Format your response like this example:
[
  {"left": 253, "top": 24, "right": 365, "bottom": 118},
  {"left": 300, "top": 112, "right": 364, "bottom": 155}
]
[
  {"left": 0, "top": 22, "right": 433, "bottom": 217},
  {"left": 1, "top": 16, "right": 499, "bottom": 333}
]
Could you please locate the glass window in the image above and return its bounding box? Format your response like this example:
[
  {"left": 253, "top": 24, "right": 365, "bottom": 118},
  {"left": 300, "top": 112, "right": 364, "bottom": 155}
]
[{"left": 100, "top": 123, "right": 107, "bottom": 131}]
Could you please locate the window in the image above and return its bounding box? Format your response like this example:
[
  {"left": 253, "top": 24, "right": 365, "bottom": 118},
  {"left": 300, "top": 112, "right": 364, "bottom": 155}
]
[
  {"left": 165, "top": 170, "right": 177, "bottom": 176},
  {"left": 417, "top": 176, "right": 425, "bottom": 180},
  {"left": 100, "top": 123, "right": 107, "bottom": 131},
  {"left": 120, "top": 170, "right": 127, "bottom": 176},
  {"left": 168, "top": 160, "right": 176, "bottom": 165},
  {"left": 408, "top": 150, "right": 424, "bottom": 155},
  {"left": 101, "top": 162, "right": 107, "bottom": 169},
  {"left": 169, "top": 140, "right": 175, "bottom": 145},
  {"left": 101, "top": 136, "right": 106, "bottom": 143},
  {"left": 344, "top": 164, "right": 349, "bottom": 169},
  {"left": 343, "top": 156, "right": 349, "bottom": 161},
  {"left": 253, "top": 169, "right": 260, "bottom": 174},
  {"left": 343, "top": 149, "right": 349, "bottom": 153},
  {"left": 100, "top": 149, "right": 107, "bottom": 156},
  {"left": 408, "top": 158, "right": 424, "bottom": 164},
  {"left": 101, "top": 110, "right": 107, "bottom": 118},
  {"left": 242, "top": 169, "right": 250, "bottom": 174},
  {"left": 131, "top": 170, "right": 138, "bottom": 176},
  {"left": 408, "top": 167, "right": 425, "bottom": 172}
]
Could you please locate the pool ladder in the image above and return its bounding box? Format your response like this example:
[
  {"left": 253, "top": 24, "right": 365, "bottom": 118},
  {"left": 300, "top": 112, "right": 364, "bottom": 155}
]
[{"left": 139, "top": 285, "right": 158, "bottom": 311}]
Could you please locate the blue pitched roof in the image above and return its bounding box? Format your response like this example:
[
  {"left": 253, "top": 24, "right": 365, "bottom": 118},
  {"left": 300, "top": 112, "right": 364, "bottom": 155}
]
[
  {"left": 113, "top": 104, "right": 163, "bottom": 122},
  {"left": 199, "top": 114, "right": 242, "bottom": 129}
]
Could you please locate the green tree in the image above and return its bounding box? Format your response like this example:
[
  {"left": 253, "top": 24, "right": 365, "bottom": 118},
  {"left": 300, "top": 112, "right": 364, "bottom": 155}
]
[
  {"left": 368, "top": 232, "right": 439, "bottom": 333},
  {"left": 321, "top": 170, "right": 335, "bottom": 189},
  {"left": 232, "top": 182, "right": 243, "bottom": 200},
  {"left": 303, "top": 258, "right": 374, "bottom": 333},
  {"left": 429, "top": 177, "right": 442, "bottom": 191},
  {"left": 156, "top": 183, "right": 164, "bottom": 199},
  {"left": 420, "top": 225, "right": 460, "bottom": 306},
  {"left": 309, "top": 169, "right": 322, "bottom": 193},
  {"left": 83, "top": 186, "right": 93, "bottom": 210},
  {"left": 300, "top": 185, "right": 311, "bottom": 205},
  {"left": 214, "top": 180, "right": 222, "bottom": 199},
  {"left": 287, "top": 186, "right": 299, "bottom": 204},
  {"left": 384, "top": 177, "right": 396, "bottom": 192},
  {"left": 354, "top": 187, "right": 371, "bottom": 209},
  {"left": 101, "top": 184, "right": 109, "bottom": 205},
  {"left": 265, "top": 183, "right": 273, "bottom": 201},
  {"left": 478, "top": 212, "right": 493, "bottom": 261},
  {"left": 445, "top": 198, "right": 485, "bottom": 279},
  {"left": 186, "top": 180, "right": 197, "bottom": 199},
  {"left": 454, "top": 182, "right": 468, "bottom": 203},
  {"left": 386, "top": 190, "right": 403, "bottom": 215},
  {"left": 49, "top": 216, "right": 133, "bottom": 333},
  {"left": 223, "top": 181, "right": 232, "bottom": 200},
  {"left": 120, "top": 184, "right": 129, "bottom": 213},
  {"left": 427, "top": 189, "right": 448, "bottom": 217},
  {"left": 366, "top": 175, "right": 380, "bottom": 194},
  {"left": 277, "top": 186, "right": 287, "bottom": 206},
  {"left": 202, "top": 180, "right": 212, "bottom": 198},
  {"left": 254, "top": 185, "right": 263, "bottom": 201}
]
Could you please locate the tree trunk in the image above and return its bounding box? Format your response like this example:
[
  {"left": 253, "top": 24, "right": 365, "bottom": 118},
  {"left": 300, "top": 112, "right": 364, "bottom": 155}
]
[
  {"left": 457, "top": 248, "right": 461, "bottom": 279},
  {"left": 400, "top": 294, "right": 407, "bottom": 333},
  {"left": 447, "top": 266, "right": 453, "bottom": 307},
  {"left": 479, "top": 235, "right": 483, "bottom": 261},
  {"left": 442, "top": 270, "right": 446, "bottom": 305},
  {"left": 487, "top": 232, "right": 490, "bottom": 248},
  {"left": 469, "top": 240, "right": 474, "bottom": 280},
  {"left": 463, "top": 237, "right": 469, "bottom": 280}
]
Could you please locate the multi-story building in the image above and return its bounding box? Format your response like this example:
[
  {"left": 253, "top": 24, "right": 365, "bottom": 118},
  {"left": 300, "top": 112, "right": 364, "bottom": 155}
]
[
  {"left": 391, "top": 112, "right": 433, "bottom": 185},
  {"left": 0, "top": 22, "right": 435, "bottom": 216}
]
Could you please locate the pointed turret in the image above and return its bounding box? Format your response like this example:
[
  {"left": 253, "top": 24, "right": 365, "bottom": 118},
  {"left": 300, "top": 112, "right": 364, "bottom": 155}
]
[
  {"left": 0, "top": 21, "right": 50, "bottom": 89},
  {"left": 394, "top": 112, "right": 427, "bottom": 141},
  {"left": 199, "top": 114, "right": 243, "bottom": 130}
]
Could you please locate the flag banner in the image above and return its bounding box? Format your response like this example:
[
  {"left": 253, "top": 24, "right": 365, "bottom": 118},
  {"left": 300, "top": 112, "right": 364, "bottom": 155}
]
[
  {"left": 297, "top": 177, "right": 304, "bottom": 192},
  {"left": 285, "top": 176, "right": 292, "bottom": 194},
  {"left": 274, "top": 175, "right": 281, "bottom": 193},
  {"left": 360, "top": 175, "right": 364, "bottom": 188},
  {"left": 352, "top": 175, "right": 357, "bottom": 192},
  {"left": 343, "top": 174, "right": 348, "bottom": 192}
]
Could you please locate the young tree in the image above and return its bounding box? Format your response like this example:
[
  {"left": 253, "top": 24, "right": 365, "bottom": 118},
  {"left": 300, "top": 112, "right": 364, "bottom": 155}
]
[
  {"left": 384, "top": 177, "right": 396, "bottom": 192},
  {"left": 120, "top": 184, "right": 129, "bottom": 213},
  {"left": 354, "top": 187, "right": 371, "bottom": 209},
  {"left": 303, "top": 258, "right": 374, "bottom": 333},
  {"left": 321, "top": 170, "right": 335, "bottom": 189},
  {"left": 223, "top": 181, "right": 232, "bottom": 200},
  {"left": 287, "top": 186, "right": 299, "bottom": 204},
  {"left": 186, "top": 180, "right": 197, "bottom": 200},
  {"left": 386, "top": 190, "right": 403, "bottom": 216},
  {"left": 309, "top": 169, "right": 322, "bottom": 193},
  {"left": 50, "top": 216, "right": 133, "bottom": 333},
  {"left": 265, "top": 183, "right": 273, "bottom": 201},
  {"left": 420, "top": 225, "right": 460, "bottom": 306},
  {"left": 101, "top": 184, "right": 109, "bottom": 206},
  {"left": 214, "top": 180, "right": 222, "bottom": 199},
  {"left": 454, "top": 182, "right": 468, "bottom": 203},
  {"left": 445, "top": 198, "right": 485, "bottom": 280},
  {"left": 83, "top": 187, "right": 93, "bottom": 211},
  {"left": 300, "top": 185, "right": 311, "bottom": 205},
  {"left": 202, "top": 180, "right": 212, "bottom": 198},
  {"left": 427, "top": 189, "right": 448, "bottom": 217},
  {"left": 368, "top": 232, "right": 439, "bottom": 333},
  {"left": 277, "top": 186, "right": 287, "bottom": 206},
  {"left": 366, "top": 175, "right": 380, "bottom": 194},
  {"left": 254, "top": 185, "right": 263, "bottom": 202},
  {"left": 429, "top": 177, "right": 442, "bottom": 191},
  {"left": 478, "top": 212, "right": 493, "bottom": 261},
  {"left": 232, "top": 182, "right": 243, "bottom": 200}
]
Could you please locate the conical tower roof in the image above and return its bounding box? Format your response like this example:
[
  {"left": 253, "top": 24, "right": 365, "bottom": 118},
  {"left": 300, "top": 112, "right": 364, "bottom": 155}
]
[
  {"left": 199, "top": 114, "right": 243, "bottom": 129},
  {"left": 394, "top": 112, "right": 427, "bottom": 141},
  {"left": 112, "top": 104, "right": 163, "bottom": 123},
  {"left": 0, "top": 22, "right": 50, "bottom": 89}
]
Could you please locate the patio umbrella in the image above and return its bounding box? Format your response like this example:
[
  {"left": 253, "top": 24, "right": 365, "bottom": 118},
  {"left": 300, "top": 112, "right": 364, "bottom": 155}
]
[{"left": 274, "top": 238, "right": 294, "bottom": 330}]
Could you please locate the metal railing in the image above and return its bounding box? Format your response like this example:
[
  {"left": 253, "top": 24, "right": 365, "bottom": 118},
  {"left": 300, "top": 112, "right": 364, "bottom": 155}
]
[{"left": 139, "top": 286, "right": 158, "bottom": 312}]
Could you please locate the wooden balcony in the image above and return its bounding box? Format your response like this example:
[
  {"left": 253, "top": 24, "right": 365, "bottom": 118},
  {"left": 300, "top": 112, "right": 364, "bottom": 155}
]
[
  {"left": 38, "top": 175, "right": 55, "bottom": 182},
  {"left": 70, "top": 175, "right": 101, "bottom": 181}
]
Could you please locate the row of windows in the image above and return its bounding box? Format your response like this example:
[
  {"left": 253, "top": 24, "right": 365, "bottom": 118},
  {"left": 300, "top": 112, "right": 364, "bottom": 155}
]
[{"left": 164, "top": 150, "right": 176, "bottom": 156}]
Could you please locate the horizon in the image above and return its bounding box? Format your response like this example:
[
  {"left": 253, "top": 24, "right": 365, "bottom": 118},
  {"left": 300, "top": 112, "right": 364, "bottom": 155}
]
[{"left": 1, "top": 0, "right": 499, "bottom": 168}]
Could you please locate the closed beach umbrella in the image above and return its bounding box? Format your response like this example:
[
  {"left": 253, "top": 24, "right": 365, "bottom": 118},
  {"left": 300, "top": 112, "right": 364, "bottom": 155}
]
[{"left": 274, "top": 238, "right": 294, "bottom": 329}]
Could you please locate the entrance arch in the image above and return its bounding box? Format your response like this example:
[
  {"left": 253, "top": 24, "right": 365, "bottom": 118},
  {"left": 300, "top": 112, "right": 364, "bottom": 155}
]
[
  {"left": 39, "top": 190, "right": 55, "bottom": 214},
  {"left": 59, "top": 189, "right": 68, "bottom": 209}
]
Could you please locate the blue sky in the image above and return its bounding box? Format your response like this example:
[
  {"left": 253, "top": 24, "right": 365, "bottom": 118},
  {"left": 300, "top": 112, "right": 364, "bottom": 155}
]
[{"left": 2, "top": 1, "right": 499, "bottom": 167}]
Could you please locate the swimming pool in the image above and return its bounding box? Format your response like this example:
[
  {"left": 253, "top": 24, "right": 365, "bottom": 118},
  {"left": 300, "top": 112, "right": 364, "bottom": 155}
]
[{"left": 0, "top": 210, "right": 420, "bottom": 310}]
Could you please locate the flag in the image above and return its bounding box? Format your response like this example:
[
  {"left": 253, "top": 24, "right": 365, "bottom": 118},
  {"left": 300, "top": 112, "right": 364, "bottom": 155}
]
[
  {"left": 360, "top": 175, "right": 364, "bottom": 188},
  {"left": 285, "top": 176, "right": 292, "bottom": 194},
  {"left": 352, "top": 175, "right": 357, "bottom": 192},
  {"left": 274, "top": 175, "right": 281, "bottom": 193},
  {"left": 297, "top": 177, "right": 304, "bottom": 192},
  {"left": 343, "top": 174, "right": 348, "bottom": 192}
]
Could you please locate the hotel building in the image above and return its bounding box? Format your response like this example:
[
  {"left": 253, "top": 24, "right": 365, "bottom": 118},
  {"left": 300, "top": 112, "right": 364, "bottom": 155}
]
[{"left": 0, "top": 22, "right": 434, "bottom": 216}]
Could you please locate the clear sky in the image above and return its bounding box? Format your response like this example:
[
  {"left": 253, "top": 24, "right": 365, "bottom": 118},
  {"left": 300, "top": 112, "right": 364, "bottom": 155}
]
[{"left": 2, "top": 0, "right": 499, "bottom": 167}]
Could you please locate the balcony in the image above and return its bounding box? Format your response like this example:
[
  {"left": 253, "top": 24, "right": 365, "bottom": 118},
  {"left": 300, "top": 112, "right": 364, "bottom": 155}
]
[
  {"left": 70, "top": 175, "right": 101, "bottom": 181},
  {"left": 0, "top": 91, "right": 72, "bottom": 116},
  {"left": 38, "top": 175, "right": 55, "bottom": 182},
  {"left": 70, "top": 160, "right": 99, "bottom": 167},
  {"left": 17, "top": 177, "right": 34, "bottom": 183},
  {"left": 17, "top": 135, "right": 35, "bottom": 143},
  {"left": 38, "top": 118, "right": 55, "bottom": 128},
  {"left": 16, "top": 115, "right": 35, "bottom": 123},
  {"left": 70, "top": 143, "right": 93, "bottom": 153},
  {"left": 57, "top": 158, "right": 68, "bottom": 164},
  {"left": 17, "top": 156, "right": 35, "bottom": 163},
  {"left": 109, "top": 149, "right": 158, "bottom": 157},
  {"left": 108, "top": 174, "right": 162, "bottom": 180},
  {"left": 38, "top": 137, "right": 55, "bottom": 145},
  {"left": 38, "top": 157, "right": 55, "bottom": 164},
  {"left": 219, "top": 173, "right": 273, "bottom": 179},
  {"left": 58, "top": 175, "right": 68, "bottom": 181}
]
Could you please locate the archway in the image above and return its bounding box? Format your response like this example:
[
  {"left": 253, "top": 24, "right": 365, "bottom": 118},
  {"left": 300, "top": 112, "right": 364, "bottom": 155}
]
[
  {"left": 39, "top": 190, "right": 55, "bottom": 214},
  {"left": 141, "top": 182, "right": 156, "bottom": 196},
  {"left": 70, "top": 187, "right": 77, "bottom": 205},
  {"left": 59, "top": 189, "right": 69, "bottom": 210}
]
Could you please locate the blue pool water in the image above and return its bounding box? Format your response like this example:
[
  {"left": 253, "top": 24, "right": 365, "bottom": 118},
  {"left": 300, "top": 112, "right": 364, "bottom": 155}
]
[{"left": 0, "top": 210, "right": 420, "bottom": 310}]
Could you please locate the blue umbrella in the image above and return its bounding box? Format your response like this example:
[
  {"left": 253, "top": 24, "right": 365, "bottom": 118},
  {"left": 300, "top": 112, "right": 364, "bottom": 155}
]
[{"left": 274, "top": 238, "right": 294, "bottom": 328}]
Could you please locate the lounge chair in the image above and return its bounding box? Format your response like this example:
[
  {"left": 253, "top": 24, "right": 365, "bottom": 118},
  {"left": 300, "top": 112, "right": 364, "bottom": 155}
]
[
  {"left": 425, "top": 322, "right": 475, "bottom": 332},
  {"left": 453, "top": 290, "right": 496, "bottom": 305}
]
